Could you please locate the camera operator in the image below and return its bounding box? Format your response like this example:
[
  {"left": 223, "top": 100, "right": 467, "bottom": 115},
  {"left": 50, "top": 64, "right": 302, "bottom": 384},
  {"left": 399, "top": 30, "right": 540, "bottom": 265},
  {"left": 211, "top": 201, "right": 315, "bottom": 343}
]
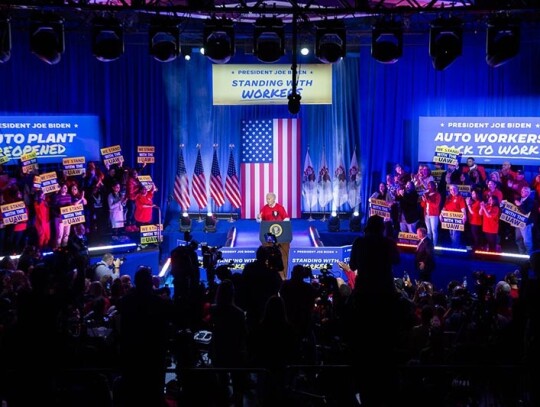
[
  {"left": 262, "top": 232, "right": 288, "bottom": 280},
  {"left": 279, "top": 265, "right": 318, "bottom": 363},
  {"left": 92, "top": 252, "right": 122, "bottom": 283},
  {"left": 241, "top": 245, "right": 283, "bottom": 331},
  {"left": 170, "top": 239, "right": 204, "bottom": 330}
]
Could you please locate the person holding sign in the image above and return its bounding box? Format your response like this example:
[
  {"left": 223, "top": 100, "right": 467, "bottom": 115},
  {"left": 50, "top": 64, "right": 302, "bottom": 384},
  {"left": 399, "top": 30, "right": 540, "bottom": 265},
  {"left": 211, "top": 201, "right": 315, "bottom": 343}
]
[
  {"left": 440, "top": 184, "right": 467, "bottom": 248},
  {"left": 514, "top": 186, "right": 535, "bottom": 255},
  {"left": 53, "top": 183, "right": 75, "bottom": 248}
]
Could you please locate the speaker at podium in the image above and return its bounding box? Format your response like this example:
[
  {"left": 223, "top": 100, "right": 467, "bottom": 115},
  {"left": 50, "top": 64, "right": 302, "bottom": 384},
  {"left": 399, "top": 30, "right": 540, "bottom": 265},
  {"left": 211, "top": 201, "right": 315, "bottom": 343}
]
[{"left": 259, "top": 221, "right": 292, "bottom": 280}]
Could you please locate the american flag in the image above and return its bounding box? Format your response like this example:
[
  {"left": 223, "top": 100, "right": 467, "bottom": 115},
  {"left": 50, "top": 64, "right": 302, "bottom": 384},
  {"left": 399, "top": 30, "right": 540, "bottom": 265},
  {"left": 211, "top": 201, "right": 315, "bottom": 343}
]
[
  {"left": 210, "top": 148, "right": 225, "bottom": 207},
  {"left": 225, "top": 149, "right": 242, "bottom": 209},
  {"left": 192, "top": 148, "right": 207, "bottom": 209},
  {"left": 241, "top": 118, "right": 301, "bottom": 219},
  {"left": 173, "top": 146, "right": 190, "bottom": 211}
]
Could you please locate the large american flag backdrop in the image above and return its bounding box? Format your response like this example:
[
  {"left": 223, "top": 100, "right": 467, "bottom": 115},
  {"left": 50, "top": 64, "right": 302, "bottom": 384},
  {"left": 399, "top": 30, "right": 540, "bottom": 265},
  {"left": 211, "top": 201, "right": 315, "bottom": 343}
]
[{"left": 241, "top": 118, "right": 301, "bottom": 219}]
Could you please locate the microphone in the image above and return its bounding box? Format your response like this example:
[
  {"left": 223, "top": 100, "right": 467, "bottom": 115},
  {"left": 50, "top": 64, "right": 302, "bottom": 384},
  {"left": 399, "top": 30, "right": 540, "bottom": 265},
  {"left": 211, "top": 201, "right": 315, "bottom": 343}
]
[{"left": 272, "top": 210, "right": 278, "bottom": 218}]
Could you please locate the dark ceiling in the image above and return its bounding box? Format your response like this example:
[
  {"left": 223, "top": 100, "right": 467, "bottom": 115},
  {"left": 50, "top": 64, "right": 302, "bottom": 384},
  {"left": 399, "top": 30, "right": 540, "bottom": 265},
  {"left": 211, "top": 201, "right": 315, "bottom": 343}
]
[{"left": 2, "top": 0, "right": 540, "bottom": 49}]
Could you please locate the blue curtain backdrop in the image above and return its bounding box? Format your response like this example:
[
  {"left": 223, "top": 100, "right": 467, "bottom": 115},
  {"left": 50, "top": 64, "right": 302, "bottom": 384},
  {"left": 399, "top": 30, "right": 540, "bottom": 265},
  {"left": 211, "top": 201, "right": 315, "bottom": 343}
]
[{"left": 1, "top": 26, "right": 540, "bottom": 224}]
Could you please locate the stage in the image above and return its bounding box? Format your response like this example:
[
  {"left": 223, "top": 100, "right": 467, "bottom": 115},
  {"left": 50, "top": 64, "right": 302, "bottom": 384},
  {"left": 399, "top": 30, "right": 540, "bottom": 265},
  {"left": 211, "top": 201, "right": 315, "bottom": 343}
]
[{"left": 83, "top": 218, "right": 527, "bottom": 293}]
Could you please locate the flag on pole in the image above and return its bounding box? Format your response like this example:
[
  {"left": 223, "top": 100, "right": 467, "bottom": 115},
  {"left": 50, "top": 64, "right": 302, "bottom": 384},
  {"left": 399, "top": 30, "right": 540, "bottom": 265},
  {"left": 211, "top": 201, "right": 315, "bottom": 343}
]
[
  {"left": 240, "top": 119, "right": 301, "bottom": 219},
  {"left": 210, "top": 147, "right": 225, "bottom": 207},
  {"left": 318, "top": 149, "right": 333, "bottom": 209},
  {"left": 192, "top": 147, "right": 207, "bottom": 209},
  {"left": 225, "top": 148, "right": 242, "bottom": 209},
  {"left": 302, "top": 149, "right": 317, "bottom": 210},
  {"left": 173, "top": 145, "right": 190, "bottom": 211},
  {"left": 333, "top": 151, "right": 348, "bottom": 209},
  {"left": 348, "top": 150, "right": 361, "bottom": 209}
]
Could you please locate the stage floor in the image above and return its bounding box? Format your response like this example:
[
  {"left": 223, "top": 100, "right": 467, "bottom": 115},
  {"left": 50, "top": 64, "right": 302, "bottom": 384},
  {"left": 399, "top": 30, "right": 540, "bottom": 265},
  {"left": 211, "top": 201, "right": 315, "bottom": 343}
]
[{"left": 158, "top": 218, "right": 525, "bottom": 290}]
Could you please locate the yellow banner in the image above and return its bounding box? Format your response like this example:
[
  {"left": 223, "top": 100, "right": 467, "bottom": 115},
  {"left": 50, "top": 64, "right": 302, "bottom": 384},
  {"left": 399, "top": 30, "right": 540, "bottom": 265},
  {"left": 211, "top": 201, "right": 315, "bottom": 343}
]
[{"left": 212, "top": 64, "right": 332, "bottom": 105}]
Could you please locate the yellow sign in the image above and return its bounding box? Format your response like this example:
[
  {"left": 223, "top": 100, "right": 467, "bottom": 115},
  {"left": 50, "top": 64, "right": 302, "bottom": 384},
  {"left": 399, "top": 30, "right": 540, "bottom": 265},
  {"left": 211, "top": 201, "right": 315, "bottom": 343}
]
[{"left": 212, "top": 64, "right": 332, "bottom": 105}]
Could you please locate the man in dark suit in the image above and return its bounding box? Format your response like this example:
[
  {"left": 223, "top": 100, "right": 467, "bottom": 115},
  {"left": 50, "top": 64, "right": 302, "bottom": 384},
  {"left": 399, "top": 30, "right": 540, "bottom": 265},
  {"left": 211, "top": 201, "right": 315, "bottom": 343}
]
[{"left": 416, "top": 227, "right": 435, "bottom": 282}]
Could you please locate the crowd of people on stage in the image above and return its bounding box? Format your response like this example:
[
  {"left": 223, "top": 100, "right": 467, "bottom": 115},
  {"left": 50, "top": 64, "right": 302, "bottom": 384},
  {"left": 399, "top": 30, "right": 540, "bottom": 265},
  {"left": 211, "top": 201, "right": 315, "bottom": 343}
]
[
  {"left": 371, "top": 158, "right": 540, "bottom": 254},
  {"left": 0, "top": 160, "right": 157, "bottom": 256}
]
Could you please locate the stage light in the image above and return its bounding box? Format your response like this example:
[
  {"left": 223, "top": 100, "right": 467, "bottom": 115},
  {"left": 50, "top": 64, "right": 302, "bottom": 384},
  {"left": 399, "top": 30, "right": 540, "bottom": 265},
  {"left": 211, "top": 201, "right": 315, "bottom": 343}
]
[
  {"left": 149, "top": 19, "right": 180, "bottom": 62},
  {"left": 0, "top": 17, "right": 11, "bottom": 63},
  {"left": 349, "top": 211, "right": 362, "bottom": 232},
  {"left": 204, "top": 212, "right": 218, "bottom": 233},
  {"left": 486, "top": 15, "right": 520, "bottom": 68},
  {"left": 300, "top": 46, "right": 309, "bottom": 56},
  {"left": 254, "top": 17, "right": 285, "bottom": 63},
  {"left": 30, "top": 15, "right": 64, "bottom": 65},
  {"left": 92, "top": 17, "right": 124, "bottom": 62},
  {"left": 180, "top": 212, "right": 192, "bottom": 232},
  {"left": 203, "top": 17, "right": 235, "bottom": 64},
  {"left": 183, "top": 46, "right": 192, "bottom": 61},
  {"left": 288, "top": 92, "right": 301, "bottom": 114},
  {"left": 315, "top": 20, "right": 346, "bottom": 64},
  {"left": 429, "top": 16, "right": 463, "bottom": 71},
  {"left": 328, "top": 211, "right": 340, "bottom": 232},
  {"left": 371, "top": 20, "right": 403, "bottom": 64}
]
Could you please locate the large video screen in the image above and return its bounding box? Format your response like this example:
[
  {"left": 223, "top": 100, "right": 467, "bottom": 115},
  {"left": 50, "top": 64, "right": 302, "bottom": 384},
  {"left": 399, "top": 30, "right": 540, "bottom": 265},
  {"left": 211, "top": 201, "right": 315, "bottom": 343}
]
[
  {"left": 418, "top": 117, "right": 540, "bottom": 166},
  {"left": 0, "top": 115, "right": 101, "bottom": 164}
]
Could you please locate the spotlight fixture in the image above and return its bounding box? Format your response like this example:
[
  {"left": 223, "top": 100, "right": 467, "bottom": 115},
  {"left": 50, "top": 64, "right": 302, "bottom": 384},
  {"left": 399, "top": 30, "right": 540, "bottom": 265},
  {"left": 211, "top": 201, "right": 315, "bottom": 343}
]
[
  {"left": 486, "top": 15, "right": 520, "bottom": 68},
  {"left": 254, "top": 17, "right": 285, "bottom": 63},
  {"left": 371, "top": 20, "right": 403, "bottom": 64},
  {"left": 429, "top": 16, "right": 463, "bottom": 71},
  {"left": 30, "top": 15, "right": 64, "bottom": 65},
  {"left": 349, "top": 210, "right": 362, "bottom": 232},
  {"left": 180, "top": 212, "right": 192, "bottom": 233},
  {"left": 92, "top": 17, "right": 124, "bottom": 62},
  {"left": 204, "top": 212, "right": 218, "bottom": 233},
  {"left": 315, "top": 20, "right": 346, "bottom": 64},
  {"left": 203, "top": 17, "right": 235, "bottom": 64},
  {"left": 328, "top": 211, "right": 340, "bottom": 232},
  {"left": 149, "top": 18, "right": 180, "bottom": 62},
  {"left": 0, "top": 16, "right": 11, "bottom": 63}
]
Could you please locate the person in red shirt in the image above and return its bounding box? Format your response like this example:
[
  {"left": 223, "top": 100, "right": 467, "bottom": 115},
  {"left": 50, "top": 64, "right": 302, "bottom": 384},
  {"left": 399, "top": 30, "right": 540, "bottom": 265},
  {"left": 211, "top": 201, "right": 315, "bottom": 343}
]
[
  {"left": 420, "top": 180, "right": 441, "bottom": 246},
  {"left": 466, "top": 189, "right": 483, "bottom": 250},
  {"left": 256, "top": 192, "right": 290, "bottom": 222},
  {"left": 134, "top": 184, "right": 156, "bottom": 226},
  {"left": 33, "top": 189, "right": 51, "bottom": 251},
  {"left": 479, "top": 195, "right": 500, "bottom": 252},
  {"left": 440, "top": 184, "right": 467, "bottom": 248},
  {"left": 256, "top": 192, "right": 290, "bottom": 279}
]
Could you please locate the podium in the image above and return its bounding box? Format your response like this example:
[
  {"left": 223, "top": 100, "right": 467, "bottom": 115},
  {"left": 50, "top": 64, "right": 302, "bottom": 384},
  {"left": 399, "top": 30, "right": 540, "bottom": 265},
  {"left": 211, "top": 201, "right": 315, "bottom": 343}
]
[
  {"left": 259, "top": 221, "right": 293, "bottom": 245},
  {"left": 259, "top": 221, "right": 292, "bottom": 280}
]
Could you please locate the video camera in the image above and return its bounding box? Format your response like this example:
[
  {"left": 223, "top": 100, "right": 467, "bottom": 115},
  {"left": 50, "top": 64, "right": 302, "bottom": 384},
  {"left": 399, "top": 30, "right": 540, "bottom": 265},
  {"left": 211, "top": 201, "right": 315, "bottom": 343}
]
[
  {"left": 309, "top": 264, "right": 337, "bottom": 301},
  {"left": 201, "top": 243, "right": 223, "bottom": 270}
]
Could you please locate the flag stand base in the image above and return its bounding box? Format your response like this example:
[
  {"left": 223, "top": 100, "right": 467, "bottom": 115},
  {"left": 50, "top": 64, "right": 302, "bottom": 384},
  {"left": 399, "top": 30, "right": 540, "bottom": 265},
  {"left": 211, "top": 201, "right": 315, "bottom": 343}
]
[
  {"left": 320, "top": 215, "right": 327, "bottom": 222},
  {"left": 228, "top": 216, "right": 235, "bottom": 223},
  {"left": 307, "top": 215, "right": 315, "bottom": 222}
]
